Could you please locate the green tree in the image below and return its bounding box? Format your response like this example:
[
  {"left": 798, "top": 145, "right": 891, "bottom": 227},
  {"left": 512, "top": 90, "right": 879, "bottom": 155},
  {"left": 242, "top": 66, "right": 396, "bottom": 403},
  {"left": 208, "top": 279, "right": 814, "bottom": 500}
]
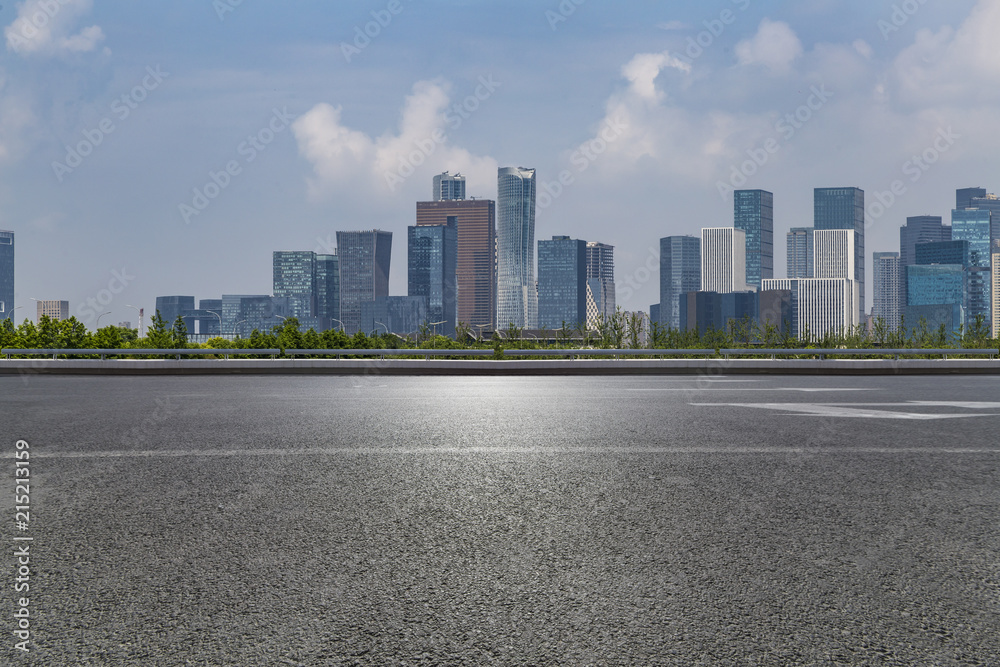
[
  {"left": 170, "top": 315, "right": 189, "bottom": 348},
  {"left": 146, "top": 310, "right": 172, "bottom": 349}
]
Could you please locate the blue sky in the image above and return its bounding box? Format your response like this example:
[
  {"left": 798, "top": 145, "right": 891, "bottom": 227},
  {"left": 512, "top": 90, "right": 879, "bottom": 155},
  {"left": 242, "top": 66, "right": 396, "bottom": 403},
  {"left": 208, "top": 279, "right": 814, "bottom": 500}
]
[{"left": 0, "top": 0, "right": 995, "bottom": 327}]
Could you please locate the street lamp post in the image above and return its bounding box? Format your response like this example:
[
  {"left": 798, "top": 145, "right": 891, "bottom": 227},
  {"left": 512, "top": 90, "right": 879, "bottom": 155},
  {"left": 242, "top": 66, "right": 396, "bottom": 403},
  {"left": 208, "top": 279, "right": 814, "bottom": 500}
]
[
  {"left": 3, "top": 305, "right": 23, "bottom": 322},
  {"left": 95, "top": 312, "right": 112, "bottom": 329},
  {"left": 329, "top": 318, "right": 345, "bottom": 332},
  {"left": 231, "top": 319, "right": 248, "bottom": 339},
  {"left": 203, "top": 310, "right": 223, "bottom": 338}
]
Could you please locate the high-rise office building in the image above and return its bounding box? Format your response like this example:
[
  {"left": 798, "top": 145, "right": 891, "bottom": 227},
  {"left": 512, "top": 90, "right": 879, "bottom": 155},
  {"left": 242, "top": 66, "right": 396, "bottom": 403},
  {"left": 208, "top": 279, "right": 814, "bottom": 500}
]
[
  {"left": 992, "top": 240, "right": 1000, "bottom": 338},
  {"left": 0, "top": 230, "right": 12, "bottom": 321},
  {"left": 952, "top": 208, "right": 992, "bottom": 326},
  {"left": 814, "top": 187, "right": 865, "bottom": 321},
  {"left": 906, "top": 264, "right": 966, "bottom": 334},
  {"left": 315, "top": 253, "right": 340, "bottom": 329},
  {"left": 221, "top": 294, "right": 269, "bottom": 338},
  {"left": 968, "top": 194, "right": 1000, "bottom": 242},
  {"left": 900, "top": 216, "right": 951, "bottom": 268},
  {"left": 813, "top": 229, "right": 855, "bottom": 280},
  {"left": 872, "top": 252, "right": 901, "bottom": 331},
  {"left": 915, "top": 240, "right": 970, "bottom": 267},
  {"left": 786, "top": 228, "right": 813, "bottom": 278},
  {"left": 198, "top": 298, "right": 223, "bottom": 336},
  {"left": 956, "top": 187, "right": 986, "bottom": 211},
  {"left": 360, "top": 296, "right": 428, "bottom": 337},
  {"left": 35, "top": 300, "right": 69, "bottom": 323},
  {"left": 154, "top": 296, "right": 196, "bottom": 331},
  {"left": 537, "top": 236, "right": 587, "bottom": 329},
  {"left": 585, "top": 242, "right": 615, "bottom": 328},
  {"left": 497, "top": 167, "right": 537, "bottom": 328},
  {"left": 273, "top": 251, "right": 316, "bottom": 320},
  {"left": 762, "top": 278, "right": 858, "bottom": 340},
  {"left": 701, "top": 228, "right": 748, "bottom": 294},
  {"left": 659, "top": 236, "right": 701, "bottom": 330},
  {"left": 433, "top": 172, "right": 466, "bottom": 201},
  {"left": 408, "top": 217, "right": 458, "bottom": 337},
  {"left": 336, "top": 230, "right": 392, "bottom": 334},
  {"left": 733, "top": 189, "right": 773, "bottom": 289},
  {"left": 417, "top": 199, "right": 496, "bottom": 329}
]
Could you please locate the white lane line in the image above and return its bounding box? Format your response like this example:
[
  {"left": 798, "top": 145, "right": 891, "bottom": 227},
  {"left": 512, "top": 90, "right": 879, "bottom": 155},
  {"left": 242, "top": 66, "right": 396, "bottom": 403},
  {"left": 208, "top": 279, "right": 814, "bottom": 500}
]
[
  {"left": 2, "top": 446, "right": 998, "bottom": 459},
  {"left": 689, "top": 402, "right": 997, "bottom": 420}
]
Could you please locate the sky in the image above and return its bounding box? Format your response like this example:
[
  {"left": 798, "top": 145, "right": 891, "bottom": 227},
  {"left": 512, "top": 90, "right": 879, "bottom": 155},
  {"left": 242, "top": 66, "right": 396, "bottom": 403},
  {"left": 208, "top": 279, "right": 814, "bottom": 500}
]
[{"left": 0, "top": 0, "right": 997, "bottom": 328}]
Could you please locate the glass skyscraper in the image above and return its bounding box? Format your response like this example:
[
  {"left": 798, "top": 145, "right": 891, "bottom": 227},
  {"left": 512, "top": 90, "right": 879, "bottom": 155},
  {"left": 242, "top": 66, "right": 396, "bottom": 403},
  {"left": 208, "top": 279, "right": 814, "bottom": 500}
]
[
  {"left": 336, "top": 230, "right": 392, "bottom": 334},
  {"left": 408, "top": 217, "right": 458, "bottom": 337},
  {"left": 585, "top": 242, "right": 615, "bottom": 327},
  {"left": 315, "top": 254, "right": 340, "bottom": 329},
  {"left": 952, "top": 208, "right": 992, "bottom": 326},
  {"left": 786, "top": 228, "right": 813, "bottom": 279},
  {"left": 154, "top": 295, "right": 196, "bottom": 331},
  {"left": 273, "top": 251, "right": 317, "bottom": 320},
  {"left": 537, "top": 236, "right": 587, "bottom": 329},
  {"left": 907, "top": 264, "right": 966, "bottom": 308},
  {"left": 733, "top": 189, "right": 773, "bottom": 289},
  {"left": 659, "top": 236, "right": 701, "bottom": 330},
  {"left": 0, "top": 230, "right": 13, "bottom": 320},
  {"left": 416, "top": 199, "right": 496, "bottom": 329},
  {"left": 497, "top": 167, "right": 537, "bottom": 328},
  {"left": 956, "top": 187, "right": 986, "bottom": 211},
  {"left": 814, "top": 187, "right": 865, "bottom": 321},
  {"left": 914, "top": 240, "right": 970, "bottom": 267}
]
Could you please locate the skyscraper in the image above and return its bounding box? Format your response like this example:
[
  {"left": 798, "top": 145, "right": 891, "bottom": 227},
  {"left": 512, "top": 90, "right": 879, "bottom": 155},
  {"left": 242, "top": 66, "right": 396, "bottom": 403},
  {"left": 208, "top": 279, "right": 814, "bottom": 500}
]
[
  {"left": 336, "top": 230, "right": 392, "bottom": 334},
  {"left": 900, "top": 216, "right": 951, "bottom": 268},
  {"left": 408, "top": 217, "right": 458, "bottom": 337},
  {"left": 701, "top": 228, "right": 748, "bottom": 294},
  {"left": 813, "top": 230, "right": 855, "bottom": 280},
  {"left": 956, "top": 187, "right": 986, "bottom": 211},
  {"left": 659, "top": 236, "right": 701, "bottom": 330},
  {"left": 762, "top": 278, "right": 858, "bottom": 340},
  {"left": 992, "top": 240, "right": 1000, "bottom": 338},
  {"left": 585, "top": 242, "right": 615, "bottom": 327},
  {"left": 315, "top": 254, "right": 340, "bottom": 328},
  {"left": 416, "top": 199, "right": 496, "bottom": 329},
  {"left": 154, "top": 296, "right": 195, "bottom": 331},
  {"left": 872, "top": 252, "right": 901, "bottom": 331},
  {"left": 952, "top": 208, "right": 992, "bottom": 327},
  {"left": 786, "top": 228, "right": 813, "bottom": 278},
  {"left": 537, "top": 236, "right": 587, "bottom": 329},
  {"left": 968, "top": 194, "right": 1000, "bottom": 243},
  {"left": 273, "top": 251, "right": 317, "bottom": 320},
  {"left": 433, "top": 172, "right": 466, "bottom": 201},
  {"left": 0, "top": 230, "right": 12, "bottom": 321},
  {"left": 497, "top": 167, "right": 537, "bottom": 328},
  {"left": 733, "top": 189, "right": 773, "bottom": 289},
  {"left": 198, "top": 298, "right": 223, "bottom": 336},
  {"left": 814, "top": 187, "right": 865, "bottom": 321}
]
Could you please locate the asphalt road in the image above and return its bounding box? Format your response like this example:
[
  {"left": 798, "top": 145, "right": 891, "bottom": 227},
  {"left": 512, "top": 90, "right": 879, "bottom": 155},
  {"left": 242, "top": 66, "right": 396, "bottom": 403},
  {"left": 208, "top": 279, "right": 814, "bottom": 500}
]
[{"left": 2, "top": 374, "right": 999, "bottom": 665}]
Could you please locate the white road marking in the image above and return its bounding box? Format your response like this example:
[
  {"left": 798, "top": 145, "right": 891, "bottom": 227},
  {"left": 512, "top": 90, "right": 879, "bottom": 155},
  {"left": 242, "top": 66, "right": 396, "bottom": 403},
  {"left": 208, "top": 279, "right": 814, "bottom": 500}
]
[{"left": 690, "top": 402, "right": 998, "bottom": 420}]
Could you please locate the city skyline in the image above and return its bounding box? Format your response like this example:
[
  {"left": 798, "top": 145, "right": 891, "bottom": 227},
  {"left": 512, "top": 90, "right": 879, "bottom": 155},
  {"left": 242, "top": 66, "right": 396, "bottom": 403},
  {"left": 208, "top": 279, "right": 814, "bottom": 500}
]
[{"left": 1, "top": 1, "right": 997, "bottom": 326}]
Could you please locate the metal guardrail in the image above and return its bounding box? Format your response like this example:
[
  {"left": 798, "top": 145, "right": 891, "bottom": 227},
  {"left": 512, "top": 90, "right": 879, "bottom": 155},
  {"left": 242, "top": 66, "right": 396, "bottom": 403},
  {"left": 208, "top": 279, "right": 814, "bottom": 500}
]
[
  {"left": 720, "top": 348, "right": 998, "bottom": 361},
  {"left": 1, "top": 349, "right": 280, "bottom": 360},
  {"left": 3, "top": 347, "right": 997, "bottom": 361}
]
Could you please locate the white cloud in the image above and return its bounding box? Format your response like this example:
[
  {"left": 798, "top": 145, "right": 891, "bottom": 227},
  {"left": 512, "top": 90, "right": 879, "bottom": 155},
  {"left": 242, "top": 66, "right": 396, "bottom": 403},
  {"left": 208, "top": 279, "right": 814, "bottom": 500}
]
[
  {"left": 5, "top": 0, "right": 105, "bottom": 58},
  {"left": 735, "top": 19, "right": 804, "bottom": 74},
  {"left": 293, "top": 80, "right": 498, "bottom": 201},
  {"left": 621, "top": 51, "right": 690, "bottom": 102},
  {"left": 891, "top": 0, "right": 1000, "bottom": 104}
]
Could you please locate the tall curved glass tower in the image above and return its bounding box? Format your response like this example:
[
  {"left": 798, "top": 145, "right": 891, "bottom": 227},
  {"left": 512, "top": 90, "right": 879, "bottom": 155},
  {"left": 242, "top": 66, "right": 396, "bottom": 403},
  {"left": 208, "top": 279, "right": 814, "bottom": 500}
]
[{"left": 497, "top": 167, "right": 537, "bottom": 328}]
